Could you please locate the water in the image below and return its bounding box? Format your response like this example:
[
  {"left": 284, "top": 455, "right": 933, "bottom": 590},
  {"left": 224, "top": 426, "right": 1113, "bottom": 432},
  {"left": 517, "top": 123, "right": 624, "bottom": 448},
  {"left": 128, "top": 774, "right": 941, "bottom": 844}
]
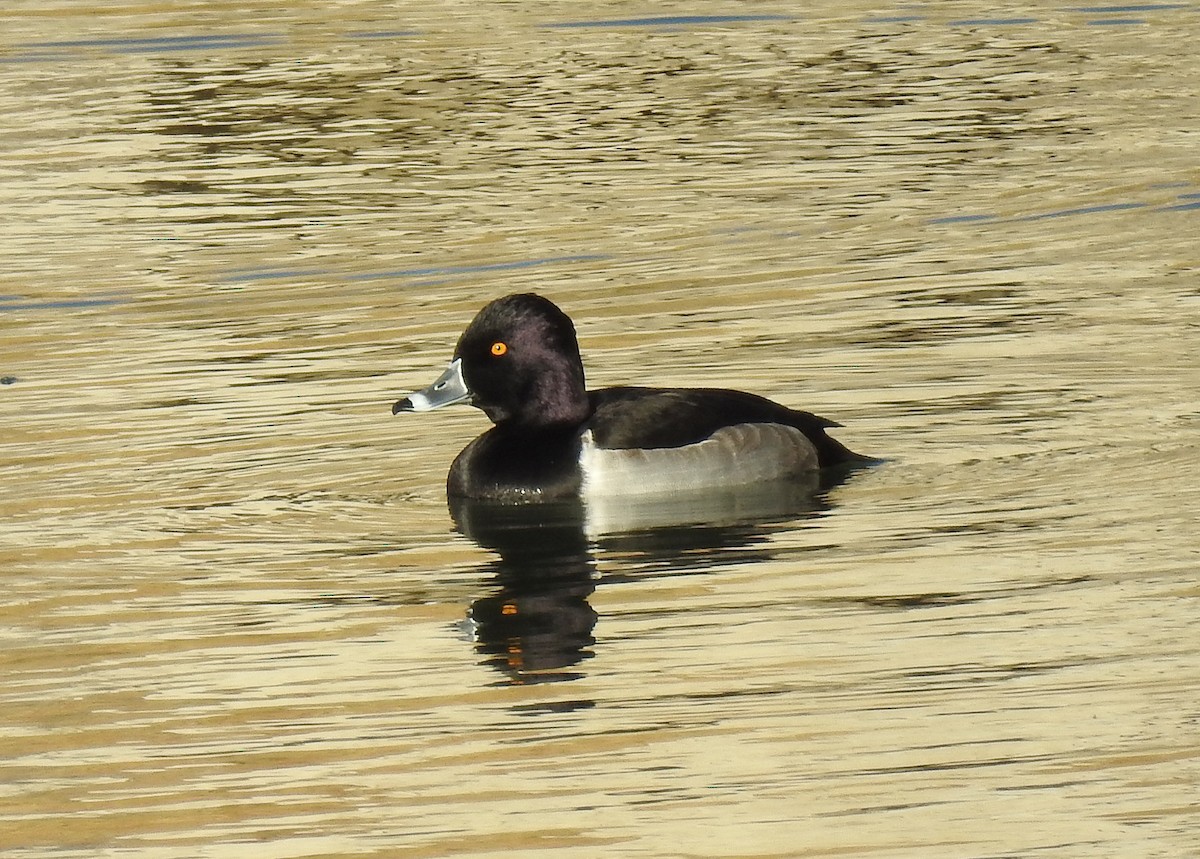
[{"left": 2, "top": 3, "right": 1198, "bottom": 857}]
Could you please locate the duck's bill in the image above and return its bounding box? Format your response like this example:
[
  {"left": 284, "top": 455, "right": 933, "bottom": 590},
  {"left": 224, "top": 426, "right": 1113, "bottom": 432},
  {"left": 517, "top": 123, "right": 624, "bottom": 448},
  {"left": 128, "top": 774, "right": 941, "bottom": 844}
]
[{"left": 392, "top": 358, "right": 472, "bottom": 414}]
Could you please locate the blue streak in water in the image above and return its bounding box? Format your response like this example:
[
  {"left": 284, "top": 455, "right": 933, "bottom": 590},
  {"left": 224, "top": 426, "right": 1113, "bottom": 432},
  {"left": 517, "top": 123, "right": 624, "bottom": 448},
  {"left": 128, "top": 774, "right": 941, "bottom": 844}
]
[
  {"left": 22, "top": 33, "right": 283, "bottom": 54},
  {"left": 0, "top": 296, "right": 129, "bottom": 311},
  {"left": 117, "top": 38, "right": 284, "bottom": 54},
  {"left": 930, "top": 200, "right": 1167, "bottom": 225},
  {"left": 1067, "top": 4, "right": 1188, "bottom": 11},
  {"left": 542, "top": 15, "right": 792, "bottom": 29},
  {"left": 220, "top": 269, "right": 329, "bottom": 283},
  {"left": 1085, "top": 18, "right": 1148, "bottom": 24},
  {"left": 1017, "top": 202, "right": 1148, "bottom": 220},
  {"left": 928, "top": 214, "right": 999, "bottom": 225},
  {"left": 948, "top": 17, "right": 1040, "bottom": 26}
]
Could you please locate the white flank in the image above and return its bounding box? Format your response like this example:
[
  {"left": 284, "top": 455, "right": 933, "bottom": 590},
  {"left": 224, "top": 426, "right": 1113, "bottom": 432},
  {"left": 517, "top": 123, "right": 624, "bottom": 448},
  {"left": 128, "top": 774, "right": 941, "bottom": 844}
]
[{"left": 579, "top": 423, "right": 819, "bottom": 498}]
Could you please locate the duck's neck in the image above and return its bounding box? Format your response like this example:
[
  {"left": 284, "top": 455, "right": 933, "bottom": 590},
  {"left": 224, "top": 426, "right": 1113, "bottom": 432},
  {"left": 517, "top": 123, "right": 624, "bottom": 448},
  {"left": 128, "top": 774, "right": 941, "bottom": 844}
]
[{"left": 521, "top": 366, "right": 590, "bottom": 428}]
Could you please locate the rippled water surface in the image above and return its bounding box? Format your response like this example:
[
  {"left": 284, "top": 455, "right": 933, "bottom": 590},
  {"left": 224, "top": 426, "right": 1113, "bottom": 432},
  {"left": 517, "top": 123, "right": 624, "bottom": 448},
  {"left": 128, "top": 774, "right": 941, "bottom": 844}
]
[{"left": 3, "top": 2, "right": 1198, "bottom": 857}]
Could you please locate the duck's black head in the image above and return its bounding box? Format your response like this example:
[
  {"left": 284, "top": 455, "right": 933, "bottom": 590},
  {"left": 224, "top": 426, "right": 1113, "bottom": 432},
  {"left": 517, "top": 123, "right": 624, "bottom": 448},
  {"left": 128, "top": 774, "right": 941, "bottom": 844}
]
[
  {"left": 394, "top": 293, "right": 590, "bottom": 429},
  {"left": 456, "top": 293, "right": 589, "bottom": 427}
]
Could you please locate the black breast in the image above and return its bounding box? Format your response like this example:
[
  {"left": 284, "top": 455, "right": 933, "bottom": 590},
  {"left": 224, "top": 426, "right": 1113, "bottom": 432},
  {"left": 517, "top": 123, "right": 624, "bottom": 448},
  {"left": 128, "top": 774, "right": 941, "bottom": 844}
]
[{"left": 447, "top": 425, "right": 584, "bottom": 501}]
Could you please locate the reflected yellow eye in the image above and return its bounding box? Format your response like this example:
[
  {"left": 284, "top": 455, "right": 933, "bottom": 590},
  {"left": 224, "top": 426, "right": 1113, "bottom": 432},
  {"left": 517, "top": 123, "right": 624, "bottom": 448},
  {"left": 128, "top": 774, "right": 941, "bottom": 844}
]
[{"left": 490, "top": 341, "right": 508, "bottom": 356}]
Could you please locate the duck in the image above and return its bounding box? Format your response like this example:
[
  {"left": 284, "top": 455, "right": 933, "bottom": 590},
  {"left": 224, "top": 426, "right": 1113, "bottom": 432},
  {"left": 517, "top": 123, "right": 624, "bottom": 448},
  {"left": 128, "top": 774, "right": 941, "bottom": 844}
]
[{"left": 392, "top": 293, "right": 868, "bottom": 502}]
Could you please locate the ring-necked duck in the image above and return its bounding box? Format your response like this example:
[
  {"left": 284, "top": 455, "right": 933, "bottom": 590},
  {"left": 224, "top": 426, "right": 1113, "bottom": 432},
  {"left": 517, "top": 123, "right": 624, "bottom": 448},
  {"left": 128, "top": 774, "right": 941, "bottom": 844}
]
[{"left": 393, "top": 293, "right": 868, "bottom": 502}]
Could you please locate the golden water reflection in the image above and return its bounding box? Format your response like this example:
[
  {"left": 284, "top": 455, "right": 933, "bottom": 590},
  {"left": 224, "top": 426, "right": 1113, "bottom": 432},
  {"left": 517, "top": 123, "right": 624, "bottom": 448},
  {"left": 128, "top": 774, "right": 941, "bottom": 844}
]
[{"left": 2, "top": 3, "right": 1199, "bottom": 858}]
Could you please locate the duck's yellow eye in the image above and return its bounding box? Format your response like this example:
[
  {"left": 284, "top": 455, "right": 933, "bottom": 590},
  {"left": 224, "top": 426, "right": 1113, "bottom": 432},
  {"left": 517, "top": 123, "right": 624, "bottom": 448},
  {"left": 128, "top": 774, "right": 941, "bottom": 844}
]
[{"left": 490, "top": 341, "right": 508, "bottom": 356}]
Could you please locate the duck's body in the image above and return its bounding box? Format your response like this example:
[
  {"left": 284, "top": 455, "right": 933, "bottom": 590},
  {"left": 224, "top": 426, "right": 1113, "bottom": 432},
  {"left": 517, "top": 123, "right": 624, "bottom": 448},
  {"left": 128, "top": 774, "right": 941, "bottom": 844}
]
[{"left": 393, "top": 293, "right": 867, "bottom": 502}]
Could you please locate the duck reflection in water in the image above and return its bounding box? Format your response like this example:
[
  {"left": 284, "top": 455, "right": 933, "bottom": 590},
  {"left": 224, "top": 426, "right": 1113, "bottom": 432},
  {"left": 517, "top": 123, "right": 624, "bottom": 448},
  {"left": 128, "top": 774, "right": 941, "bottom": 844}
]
[
  {"left": 451, "top": 474, "right": 845, "bottom": 685},
  {"left": 451, "top": 498, "right": 597, "bottom": 684}
]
